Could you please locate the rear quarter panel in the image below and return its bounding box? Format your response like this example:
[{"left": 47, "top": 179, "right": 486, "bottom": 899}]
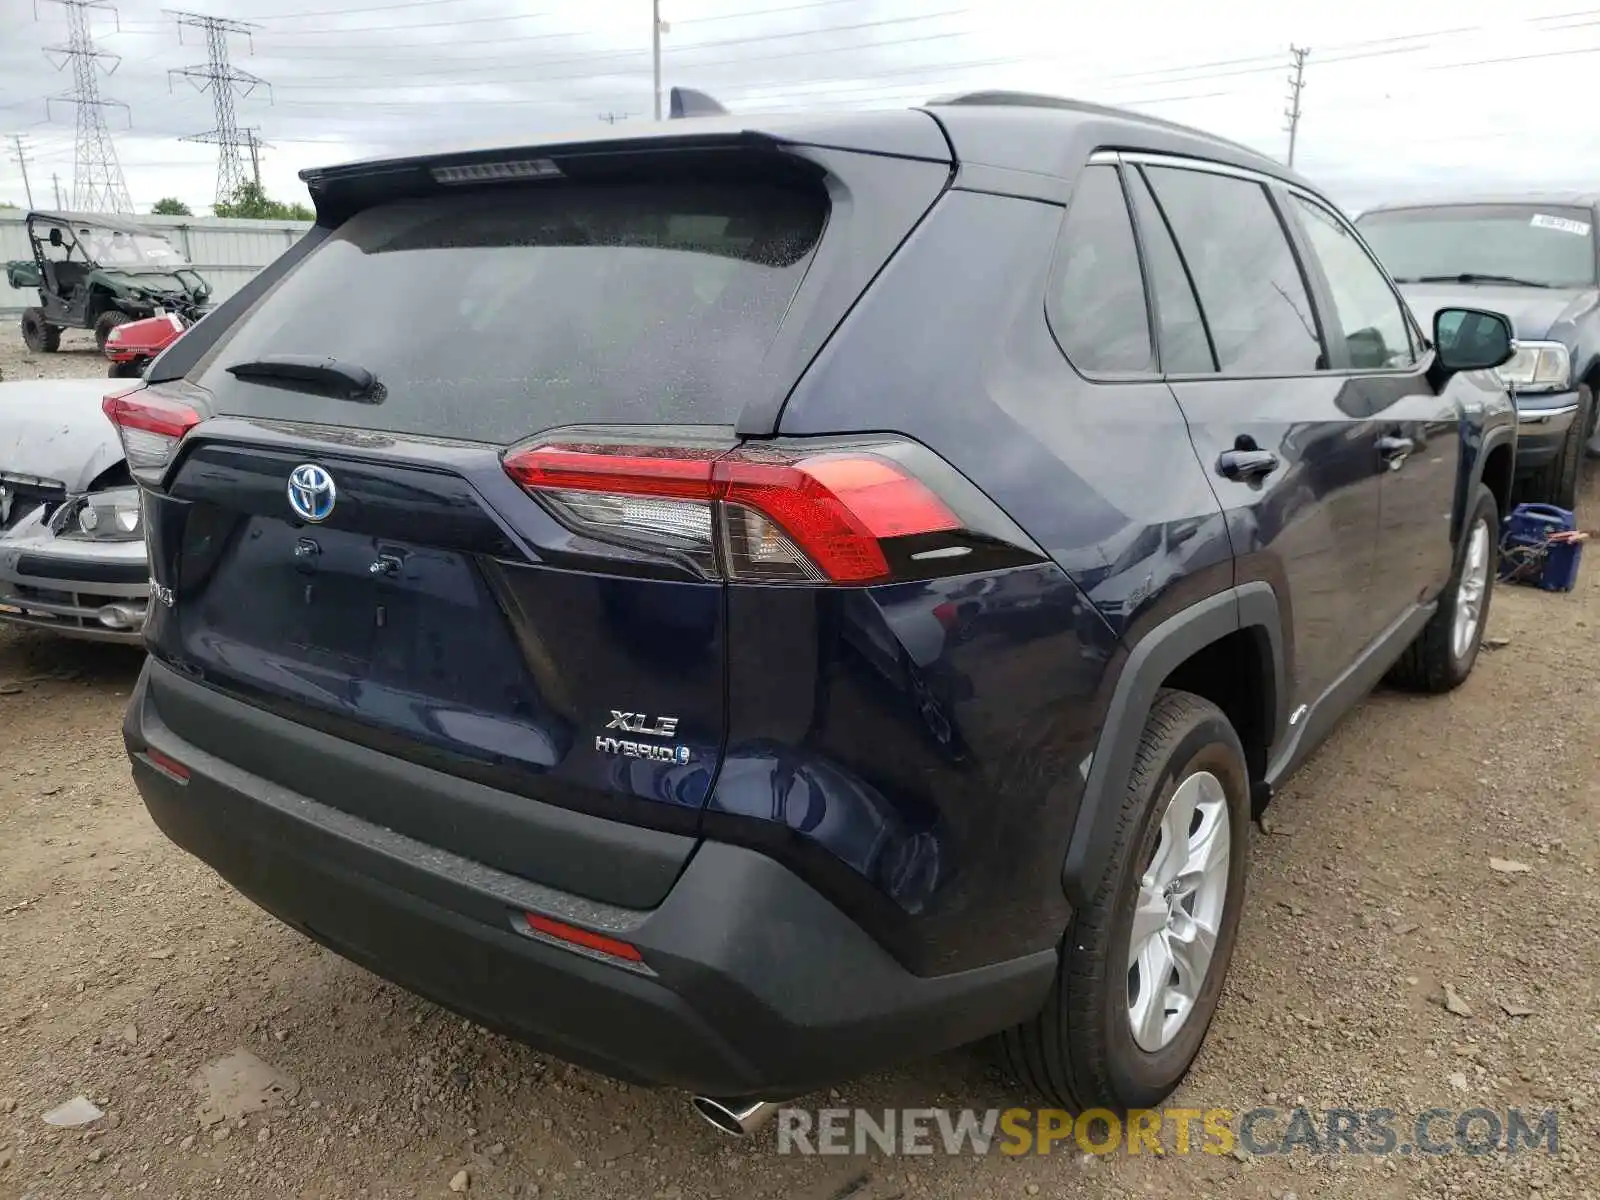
[{"left": 751, "top": 187, "right": 1235, "bottom": 974}]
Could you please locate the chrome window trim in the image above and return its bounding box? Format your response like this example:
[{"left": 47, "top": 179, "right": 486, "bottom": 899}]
[{"left": 1118, "top": 150, "right": 1290, "bottom": 190}]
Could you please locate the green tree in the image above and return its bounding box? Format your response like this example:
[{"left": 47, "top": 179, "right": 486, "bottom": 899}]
[
  {"left": 151, "top": 197, "right": 193, "bottom": 216},
  {"left": 213, "top": 180, "right": 313, "bottom": 222}
]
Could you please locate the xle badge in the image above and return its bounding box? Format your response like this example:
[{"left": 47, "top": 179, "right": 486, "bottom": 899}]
[
  {"left": 596, "top": 711, "right": 691, "bottom": 765},
  {"left": 605, "top": 711, "right": 679, "bottom": 737}
]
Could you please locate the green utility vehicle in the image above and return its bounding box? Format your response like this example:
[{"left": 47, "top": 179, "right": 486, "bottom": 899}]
[{"left": 6, "top": 211, "right": 212, "bottom": 353}]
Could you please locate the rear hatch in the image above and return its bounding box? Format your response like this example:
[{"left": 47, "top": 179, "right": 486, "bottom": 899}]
[{"left": 119, "top": 127, "right": 953, "bottom": 906}]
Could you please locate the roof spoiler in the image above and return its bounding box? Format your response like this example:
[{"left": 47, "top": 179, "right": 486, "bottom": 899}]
[{"left": 668, "top": 87, "right": 728, "bottom": 119}]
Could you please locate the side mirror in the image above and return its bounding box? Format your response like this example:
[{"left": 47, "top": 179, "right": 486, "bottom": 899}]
[
  {"left": 48, "top": 228, "right": 63, "bottom": 247},
  {"left": 1433, "top": 307, "right": 1515, "bottom": 372}
]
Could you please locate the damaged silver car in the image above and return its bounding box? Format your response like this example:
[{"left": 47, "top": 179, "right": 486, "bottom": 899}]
[{"left": 0, "top": 379, "right": 148, "bottom": 643}]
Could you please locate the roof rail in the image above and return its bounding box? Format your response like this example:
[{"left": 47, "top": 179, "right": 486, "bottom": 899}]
[
  {"left": 668, "top": 87, "right": 729, "bottom": 119},
  {"left": 924, "top": 90, "right": 1267, "bottom": 162}
]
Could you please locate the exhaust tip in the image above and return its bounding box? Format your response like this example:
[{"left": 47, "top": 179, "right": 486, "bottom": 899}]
[{"left": 690, "top": 1096, "right": 778, "bottom": 1138}]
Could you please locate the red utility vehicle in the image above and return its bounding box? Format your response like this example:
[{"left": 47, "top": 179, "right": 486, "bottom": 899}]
[{"left": 103, "top": 312, "right": 188, "bottom": 378}]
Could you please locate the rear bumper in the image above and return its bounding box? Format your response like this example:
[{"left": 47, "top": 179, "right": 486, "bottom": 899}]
[
  {"left": 124, "top": 660, "right": 1055, "bottom": 1099},
  {"left": 0, "top": 536, "right": 148, "bottom": 644}
]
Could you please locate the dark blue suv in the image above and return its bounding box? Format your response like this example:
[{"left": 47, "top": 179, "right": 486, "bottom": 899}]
[{"left": 114, "top": 92, "right": 1518, "bottom": 1131}]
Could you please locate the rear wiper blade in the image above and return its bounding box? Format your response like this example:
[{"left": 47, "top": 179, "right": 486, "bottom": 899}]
[
  {"left": 224, "top": 354, "right": 380, "bottom": 401},
  {"left": 1405, "top": 272, "right": 1554, "bottom": 288}
]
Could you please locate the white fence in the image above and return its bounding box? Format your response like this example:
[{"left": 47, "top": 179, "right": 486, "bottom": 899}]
[{"left": 2, "top": 211, "right": 311, "bottom": 317}]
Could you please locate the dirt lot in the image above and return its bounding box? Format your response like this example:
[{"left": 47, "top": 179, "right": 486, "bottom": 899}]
[
  {"left": 1, "top": 340, "right": 1596, "bottom": 1199},
  {"left": 0, "top": 330, "right": 106, "bottom": 381}
]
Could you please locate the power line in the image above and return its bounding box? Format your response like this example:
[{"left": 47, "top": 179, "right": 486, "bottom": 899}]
[
  {"left": 1284, "top": 44, "right": 1309, "bottom": 167},
  {"left": 39, "top": 0, "right": 134, "bottom": 213},
  {"left": 675, "top": 0, "right": 868, "bottom": 22},
  {"left": 261, "top": 9, "right": 553, "bottom": 36},
  {"left": 257, "top": 16, "right": 1450, "bottom": 98},
  {"left": 262, "top": 27, "right": 1417, "bottom": 106},
  {"left": 262, "top": 7, "right": 970, "bottom": 62},
  {"left": 250, "top": 0, "right": 881, "bottom": 34},
  {"left": 240, "top": 0, "right": 475, "bottom": 18},
  {"left": 1426, "top": 39, "right": 1600, "bottom": 70},
  {"left": 270, "top": 24, "right": 979, "bottom": 97},
  {"left": 168, "top": 10, "right": 272, "bottom": 204}
]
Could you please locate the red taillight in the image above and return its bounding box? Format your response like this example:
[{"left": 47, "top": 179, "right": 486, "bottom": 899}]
[
  {"left": 103, "top": 386, "right": 203, "bottom": 479},
  {"left": 503, "top": 444, "right": 720, "bottom": 499},
  {"left": 524, "top": 913, "right": 643, "bottom": 963},
  {"left": 720, "top": 454, "right": 958, "bottom": 583},
  {"left": 502, "top": 442, "right": 961, "bottom": 585}
]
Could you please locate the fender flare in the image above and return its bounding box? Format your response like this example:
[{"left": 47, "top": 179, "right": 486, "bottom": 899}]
[
  {"left": 1466, "top": 422, "right": 1516, "bottom": 536},
  {"left": 1061, "top": 582, "right": 1284, "bottom": 909}
]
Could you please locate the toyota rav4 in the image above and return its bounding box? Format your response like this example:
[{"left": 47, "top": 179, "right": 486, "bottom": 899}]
[{"left": 114, "top": 91, "right": 1517, "bottom": 1131}]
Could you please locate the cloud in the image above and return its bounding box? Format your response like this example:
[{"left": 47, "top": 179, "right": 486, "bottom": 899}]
[{"left": 1, "top": 0, "right": 1595, "bottom": 216}]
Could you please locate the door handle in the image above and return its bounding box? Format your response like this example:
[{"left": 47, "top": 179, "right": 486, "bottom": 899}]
[
  {"left": 1217, "top": 448, "right": 1280, "bottom": 481},
  {"left": 1377, "top": 435, "right": 1414, "bottom": 467}
]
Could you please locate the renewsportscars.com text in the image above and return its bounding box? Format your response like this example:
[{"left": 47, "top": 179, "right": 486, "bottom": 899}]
[{"left": 775, "top": 1106, "right": 1561, "bottom": 1158}]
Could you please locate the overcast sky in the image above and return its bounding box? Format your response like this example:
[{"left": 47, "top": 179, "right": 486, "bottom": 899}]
[{"left": 3, "top": 0, "right": 1599, "bottom": 217}]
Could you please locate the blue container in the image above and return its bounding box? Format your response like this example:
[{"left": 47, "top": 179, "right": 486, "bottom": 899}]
[{"left": 1499, "top": 503, "right": 1582, "bottom": 592}]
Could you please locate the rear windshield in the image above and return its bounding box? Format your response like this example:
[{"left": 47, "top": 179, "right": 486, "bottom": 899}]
[
  {"left": 190, "top": 180, "right": 827, "bottom": 443},
  {"left": 1356, "top": 204, "right": 1597, "bottom": 289}
]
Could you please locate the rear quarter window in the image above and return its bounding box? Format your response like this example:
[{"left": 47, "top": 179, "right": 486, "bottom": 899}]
[{"left": 189, "top": 181, "right": 828, "bottom": 444}]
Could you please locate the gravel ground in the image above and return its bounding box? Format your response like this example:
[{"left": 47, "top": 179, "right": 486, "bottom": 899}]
[
  {"left": 0, "top": 329, "right": 107, "bottom": 381},
  {"left": 0, "top": 342, "right": 1596, "bottom": 1200}
]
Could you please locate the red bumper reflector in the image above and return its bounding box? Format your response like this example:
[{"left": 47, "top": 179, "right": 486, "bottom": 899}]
[
  {"left": 145, "top": 748, "right": 191, "bottom": 781},
  {"left": 524, "top": 913, "right": 643, "bottom": 962}
]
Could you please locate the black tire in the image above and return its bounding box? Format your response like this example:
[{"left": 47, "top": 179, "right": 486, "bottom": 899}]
[
  {"left": 107, "top": 359, "right": 145, "bottom": 379},
  {"left": 999, "top": 689, "right": 1250, "bottom": 1113},
  {"left": 1519, "top": 386, "right": 1591, "bottom": 510},
  {"left": 94, "top": 309, "right": 132, "bottom": 354},
  {"left": 21, "top": 308, "right": 61, "bottom": 353},
  {"left": 1386, "top": 483, "right": 1498, "bottom": 694}
]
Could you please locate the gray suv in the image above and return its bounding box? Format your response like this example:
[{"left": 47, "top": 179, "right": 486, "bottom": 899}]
[{"left": 1358, "top": 195, "right": 1600, "bottom": 509}]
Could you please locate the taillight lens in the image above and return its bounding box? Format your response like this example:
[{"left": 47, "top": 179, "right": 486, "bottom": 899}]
[
  {"left": 102, "top": 385, "right": 203, "bottom": 480},
  {"left": 503, "top": 440, "right": 966, "bottom": 585}
]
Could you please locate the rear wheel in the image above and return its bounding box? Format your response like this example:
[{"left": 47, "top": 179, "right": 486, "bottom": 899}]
[
  {"left": 21, "top": 308, "right": 60, "bottom": 353},
  {"left": 95, "top": 310, "right": 132, "bottom": 353},
  {"left": 107, "top": 359, "right": 145, "bottom": 379},
  {"left": 1386, "top": 483, "right": 1497, "bottom": 693},
  {"left": 1000, "top": 689, "right": 1250, "bottom": 1112}
]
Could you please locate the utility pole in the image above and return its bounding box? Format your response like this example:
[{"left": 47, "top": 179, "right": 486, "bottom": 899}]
[
  {"left": 1284, "top": 44, "right": 1310, "bottom": 168},
  {"left": 52, "top": 172, "right": 64, "bottom": 208},
  {"left": 168, "top": 11, "right": 271, "bottom": 206},
  {"left": 652, "top": 0, "right": 665, "bottom": 121},
  {"left": 39, "top": 0, "right": 134, "bottom": 213},
  {"left": 7, "top": 135, "right": 35, "bottom": 208}
]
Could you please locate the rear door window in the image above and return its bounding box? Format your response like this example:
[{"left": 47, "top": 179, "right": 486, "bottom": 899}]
[
  {"left": 1047, "top": 164, "right": 1154, "bottom": 374},
  {"left": 1126, "top": 168, "right": 1216, "bottom": 374},
  {"left": 1144, "top": 166, "right": 1325, "bottom": 376},
  {"left": 190, "top": 181, "right": 827, "bottom": 443}
]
